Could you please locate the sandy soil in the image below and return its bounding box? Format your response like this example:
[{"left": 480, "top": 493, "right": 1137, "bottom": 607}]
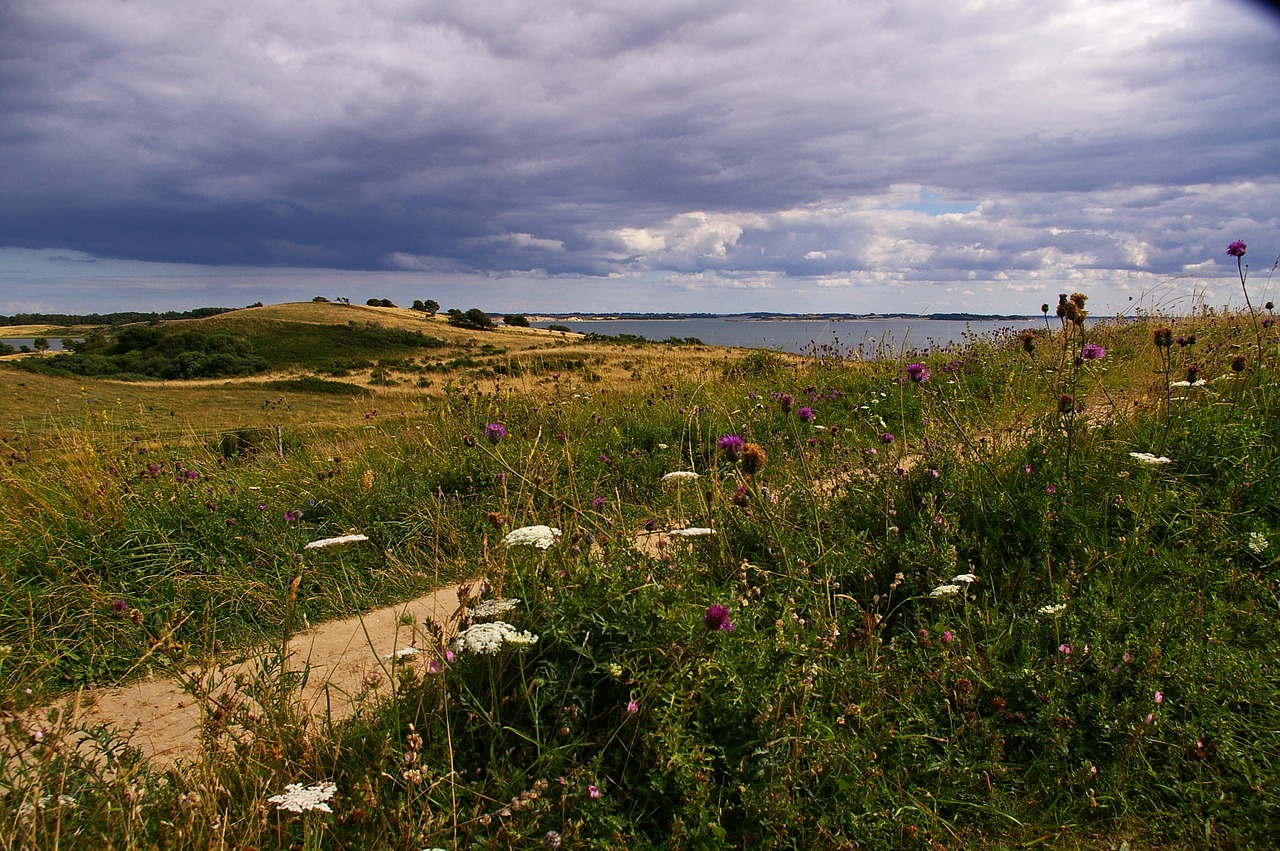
[{"left": 39, "top": 583, "right": 471, "bottom": 768}]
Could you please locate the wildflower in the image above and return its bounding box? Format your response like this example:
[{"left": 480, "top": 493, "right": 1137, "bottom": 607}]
[
  {"left": 468, "top": 598, "right": 520, "bottom": 618},
  {"left": 905, "top": 362, "right": 930, "bottom": 383},
  {"left": 544, "top": 831, "right": 564, "bottom": 849},
  {"left": 1045, "top": 483, "right": 1056, "bottom": 494},
  {"left": 703, "top": 604, "right": 735, "bottom": 632},
  {"left": 1019, "top": 329, "right": 1036, "bottom": 353},
  {"left": 591, "top": 496, "right": 607, "bottom": 508},
  {"left": 952, "top": 573, "right": 978, "bottom": 584},
  {"left": 668, "top": 527, "right": 713, "bottom": 537},
  {"left": 929, "top": 584, "right": 961, "bottom": 598},
  {"left": 880, "top": 432, "right": 895, "bottom": 445},
  {"left": 661, "top": 471, "right": 699, "bottom": 483},
  {"left": 283, "top": 509, "right": 303, "bottom": 523},
  {"left": 778, "top": 393, "right": 794, "bottom": 412},
  {"left": 1154, "top": 690, "right": 1164, "bottom": 704},
  {"left": 1153, "top": 327, "right": 1174, "bottom": 348},
  {"left": 941, "top": 630, "right": 954, "bottom": 644},
  {"left": 626, "top": 700, "right": 639, "bottom": 714},
  {"left": 483, "top": 422, "right": 507, "bottom": 444},
  {"left": 1231, "top": 354, "right": 1247, "bottom": 372},
  {"left": 303, "top": 533, "right": 369, "bottom": 550},
  {"left": 1129, "top": 452, "right": 1172, "bottom": 465},
  {"left": 1059, "top": 643, "right": 1072, "bottom": 656},
  {"left": 1226, "top": 240, "right": 1246, "bottom": 257},
  {"left": 717, "top": 434, "right": 746, "bottom": 460},
  {"left": 381, "top": 647, "right": 424, "bottom": 660},
  {"left": 1080, "top": 342, "right": 1106, "bottom": 361},
  {"left": 453, "top": 621, "right": 539, "bottom": 654},
  {"left": 588, "top": 785, "right": 601, "bottom": 799},
  {"left": 797, "top": 406, "right": 816, "bottom": 422},
  {"left": 1037, "top": 603, "right": 1067, "bottom": 616},
  {"left": 267, "top": 781, "right": 338, "bottom": 813},
  {"left": 1058, "top": 394, "right": 1077, "bottom": 415},
  {"left": 1249, "top": 531, "right": 1269, "bottom": 554},
  {"left": 111, "top": 598, "right": 128, "bottom": 617},
  {"left": 503, "top": 525, "right": 561, "bottom": 549},
  {"left": 741, "top": 443, "right": 768, "bottom": 475}
]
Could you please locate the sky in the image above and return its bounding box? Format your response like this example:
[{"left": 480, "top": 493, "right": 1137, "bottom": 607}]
[{"left": 2, "top": 0, "right": 1280, "bottom": 318}]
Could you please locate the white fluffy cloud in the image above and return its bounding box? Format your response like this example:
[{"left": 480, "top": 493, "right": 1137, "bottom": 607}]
[{"left": 1, "top": 0, "right": 1278, "bottom": 313}]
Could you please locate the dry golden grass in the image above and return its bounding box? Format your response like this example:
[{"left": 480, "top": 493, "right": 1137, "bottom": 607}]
[{"left": 0, "top": 301, "right": 807, "bottom": 447}]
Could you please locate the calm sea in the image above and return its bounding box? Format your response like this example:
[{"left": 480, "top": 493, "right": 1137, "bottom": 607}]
[{"left": 532, "top": 318, "right": 1039, "bottom": 356}]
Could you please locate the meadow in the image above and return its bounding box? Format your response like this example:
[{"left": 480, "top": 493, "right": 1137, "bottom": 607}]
[{"left": 0, "top": 293, "right": 1277, "bottom": 849}]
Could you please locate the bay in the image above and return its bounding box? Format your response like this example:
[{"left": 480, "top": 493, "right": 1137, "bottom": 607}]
[{"left": 532, "top": 317, "right": 1041, "bottom": 356}]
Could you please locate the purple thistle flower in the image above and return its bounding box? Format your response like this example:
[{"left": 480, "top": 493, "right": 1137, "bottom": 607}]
[
  {"left": 717, "top": 434, "right": 746, "bottom": 460},
  {"left": 703, "top": 604, "right": 735, "bottom": 632},
  {"left": 284, "top": 509, "right": 303, "bottom": 523},
  {"left": 880, "top": 433, "right": 895, "bottom": 445},
  {"left": 1227, "top": 241, "right": 1247, "bottom": 258},
  {"left": 483, "top": 422, "right": 507, "bottom": 444},
  {"left": 591, "top": 496, "right": 607, "bottom": 508},
  {"left": 797, "top": 406, "right": 815, "bottom": 423},
  {"left": 1080, "top": 342, "right": 1106, "bottom": 361},
  {"left": 111, "top": 599, "right": 128, "bottom": 617},
  {"left": 905, "top": 362, "right": 930, "bottom": 383}
]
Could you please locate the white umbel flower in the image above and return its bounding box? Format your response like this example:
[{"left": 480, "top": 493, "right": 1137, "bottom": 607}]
[
  {"left": 952, "top": 573, "right": 978, "bottom": 584},
  {"left": 667, "top": 527, "right": 713, "bottom": 537},
  {"left": 661, "top": 471, "right": 699, "bottom": 483},
  {"left": 453, "top": 621, "right": 539, "bottom": 655},
  {"left": 1249, "top": 532, "right": 1269, "bottom": 554},
  {"left": 268, "top": 781, "right": 338, "bottom": 813},
  {"left": 468, "top": 598, "right": 521, "bottom": 618},
  {"left": 304, "top": 533, "right": 370, "bottom": 550},
  {"left": 1037, "top": 603, "right": 1068, "bottom": 616},
  {"left": 503, "top": 525, "right": 561, "bottom": 549},
  {"left": 1129, "top": 452, "right": 1173, "bottom": 465},
  {"left": 929, "top": 584, "right": 961, "bottom": 598}
]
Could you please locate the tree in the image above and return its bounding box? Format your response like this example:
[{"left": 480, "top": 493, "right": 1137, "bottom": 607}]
[
  {"left": 424, "top": 299, "right": 439, "bottom": 315},
  {"left": 411, "top": 300, "right": 427, "bottom": 312},
  {"left": 447, "top": 308, "right": 496, "bottom": 331},
  {"left": 312, "top": 296, "right": 329, "bottom": 302},
  {"left": 32, "top": 337, "right": 50, "bottom": 352},
  {"left": 367, "top": 298, "right": 382, "bottom": 306},
  {"left": 503, "top": 314, "right": 530, "bottom": 327}
]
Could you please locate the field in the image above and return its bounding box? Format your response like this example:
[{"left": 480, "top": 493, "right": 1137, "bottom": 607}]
[{"left": 0, "top": 298, "right": 1277, "bottom": 849}]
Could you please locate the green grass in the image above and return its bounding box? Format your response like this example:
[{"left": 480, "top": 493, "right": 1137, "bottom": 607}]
[{"left": 1, "top": 306, "right": 1278, "bottom": 848}]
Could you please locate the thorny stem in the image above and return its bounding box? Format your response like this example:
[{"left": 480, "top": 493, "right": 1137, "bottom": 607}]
[{"left": 1238, "top": 255, "right": 1263, "bottom": 368}]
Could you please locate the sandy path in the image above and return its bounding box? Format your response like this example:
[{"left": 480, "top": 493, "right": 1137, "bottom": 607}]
[{"left": 46, "top": 584, "right": 468, "bottom": 768}]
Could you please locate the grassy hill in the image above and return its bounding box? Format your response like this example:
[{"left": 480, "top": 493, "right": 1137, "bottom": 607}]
[{"left": 1, "top": 299, "right": 1277, "bottom": 848}]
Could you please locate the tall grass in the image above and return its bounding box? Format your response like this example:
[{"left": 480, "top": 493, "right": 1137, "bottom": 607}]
[{"left": 1, "top": 305, "right": 1278, "bottom": 848}]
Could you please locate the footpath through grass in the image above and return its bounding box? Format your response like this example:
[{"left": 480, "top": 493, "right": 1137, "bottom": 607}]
[{"left": 1, "top": 300, "right": 1278, "bottom": 849}]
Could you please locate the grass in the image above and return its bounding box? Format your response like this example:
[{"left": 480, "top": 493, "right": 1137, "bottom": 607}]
[{"left": 1, "top": 297, "right": 1278, "bottom": 848}]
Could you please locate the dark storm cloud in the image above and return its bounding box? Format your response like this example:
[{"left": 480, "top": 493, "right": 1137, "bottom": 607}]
[{"left": 2, "top": 0, "right": 1279, "bottom": 313}]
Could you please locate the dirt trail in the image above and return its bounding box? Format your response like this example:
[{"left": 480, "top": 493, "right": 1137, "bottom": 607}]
[{"left": 45, "top": 584, "right": 467, "bottom": 768}]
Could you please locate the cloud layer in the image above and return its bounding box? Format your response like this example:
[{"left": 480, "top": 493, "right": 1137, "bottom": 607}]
[{"left": 2, "top": 0, "right": 1279, "bottom": 313}]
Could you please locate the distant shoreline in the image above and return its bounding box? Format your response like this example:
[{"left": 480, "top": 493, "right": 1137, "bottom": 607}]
[{"left": 528, "top": 312, "right": 1036, "bottom": 323}]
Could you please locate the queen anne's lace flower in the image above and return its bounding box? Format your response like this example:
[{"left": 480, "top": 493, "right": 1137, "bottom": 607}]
[
  {"left": 268, "top": 781, "right": 338, "bottom": 813},
  {"left": 1129, "top": 452, "right": 1173, "bottom": 465},
  {"left": 1249, "top": 532, "right": 1269, "bottom": 554},
  {"left": 929, "top": 584, "right": 961, "bottom": 598},
  {"left": 667, "top": 527, "right": 713, "bottom": 537},
  {"left": 453, "top": 621, "right": 539, "bottom": 655},
  {"left": 1038, "top": 603, "right": 1068, "bottom": 616},
  {"left": 952, "top": 573, "right": 978, "bottom": 584},
  {"left": 662, "top": 471, "right": 700, "bottom": 483},
  {"left": 503, "top": 525, "right": 561, "bottom": 549},
  {"left": 468, "top": 598, "right": 521, "bottom": 618},
  {"left": 304, "top": 533, "right": 369, "bottom": 549}
]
